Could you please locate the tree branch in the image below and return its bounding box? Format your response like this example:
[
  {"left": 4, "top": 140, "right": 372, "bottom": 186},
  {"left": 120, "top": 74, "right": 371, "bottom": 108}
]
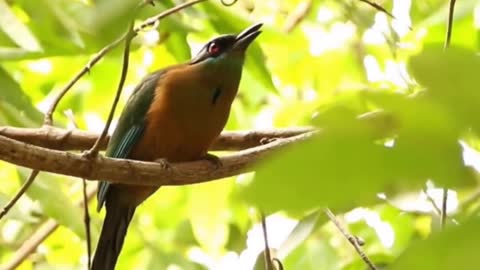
[
  {"left": 324, "top": 208, "right": 377, "bottom": 270},
  {"left": 0, "top": 110, "right": 391, "bottom": 186},
  {"left": 0, "top": 126, "right": 313, "bottom": 151},
  {"left": 0, "top": 131, "right": 316, "bottom": 186}
]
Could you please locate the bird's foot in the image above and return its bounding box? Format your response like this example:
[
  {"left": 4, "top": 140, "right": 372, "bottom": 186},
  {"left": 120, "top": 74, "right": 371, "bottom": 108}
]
[
  {"left": 202, "top": 153, "right": 222, "bottom": 169},
  {"left": 154, "top": 158, "right": 171, "bottom": 171}
]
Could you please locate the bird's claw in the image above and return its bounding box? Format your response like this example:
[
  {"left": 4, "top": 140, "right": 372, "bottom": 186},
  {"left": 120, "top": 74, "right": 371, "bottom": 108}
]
[
  {"left": 154, "top": 158, "right": 171, "bottom": 171},
  {"left": 82, "top": 149, "right": 97, "bottom": 159},
  {"left": 202, "top": 153, "right": 222, "bottom": 169}
]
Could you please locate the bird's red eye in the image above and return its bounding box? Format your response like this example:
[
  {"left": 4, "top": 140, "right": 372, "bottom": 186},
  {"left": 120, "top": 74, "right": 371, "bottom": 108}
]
[{"left": 208, "top": 42, "right": 220, "bottom": 54}]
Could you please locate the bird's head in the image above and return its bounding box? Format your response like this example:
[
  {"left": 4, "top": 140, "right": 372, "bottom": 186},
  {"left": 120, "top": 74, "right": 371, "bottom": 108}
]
[{"left": 189, "top": 23, "right": 262, "bottom": 67}]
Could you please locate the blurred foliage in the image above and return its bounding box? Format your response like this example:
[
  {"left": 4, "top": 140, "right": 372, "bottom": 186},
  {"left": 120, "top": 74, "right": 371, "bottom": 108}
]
[{"left": 1, "top": 0, "right": 480, "bottom": 269}]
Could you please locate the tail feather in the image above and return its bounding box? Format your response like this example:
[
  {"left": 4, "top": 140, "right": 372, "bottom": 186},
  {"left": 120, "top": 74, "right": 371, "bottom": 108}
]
[{"left": 91, "top": 205, "right": 136, "bottom": 270}]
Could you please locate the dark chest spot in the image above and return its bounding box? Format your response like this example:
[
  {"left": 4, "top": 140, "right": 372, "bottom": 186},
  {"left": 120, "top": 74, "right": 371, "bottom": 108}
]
[{"left": 212, "top": 86, "right": 222, "bottom": 105}]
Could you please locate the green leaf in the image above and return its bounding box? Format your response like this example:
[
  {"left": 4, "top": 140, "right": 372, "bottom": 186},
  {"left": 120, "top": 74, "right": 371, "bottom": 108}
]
[
  {"left": 416, "top": 0, "right": 477, "bottom": 28},
  {"left": 164, "top": 31, "right": 191, "bottom": 61},
  {"left": 253, "top": 249, "right": 282, "bottom": 270},
  {"left": 92, "top": 0, "right": 137, "bottom": 43},
  {"left": 19, "top": 170, "right": 85, "bottom": 238},
  {"left": 0, "top": 67, "right": 42, "bottom": 126},
  {"left": 0, "top": 0, "right": 42, "bottom": 51},
  {"left": 0, "top": 192, "right": 37, "bottom": 222},
  {"left": 408, "top": 46, "right": 480, "bottom": 133},
  {"left": 243, "top": 98, "right": 472, "bottom": 213},
  {"left": 278, "top": 210, "right": 324, "bottom": 258},
  {"left": 243, "top": 127, "right": 390, "bottom": 213},
  {"left": 186, "top": 180, "right": 233, "bottom": 252},
  {"left": 0, "top": 47, "right": 42, "bottom": 60},
  {"left": 43, "top": 0, "right": 86, "bottom": 49},
  {"left": 390, "top": 217, "right": 480, "bottom": 269},
  {"left": 283, "top": 237, "right": 340, "bottom": 270}
]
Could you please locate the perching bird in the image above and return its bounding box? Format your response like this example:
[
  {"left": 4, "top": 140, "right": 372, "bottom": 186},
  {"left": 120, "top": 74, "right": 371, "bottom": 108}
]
[{"left": 91, "top": 23, "right": 262, "bottom": 270}]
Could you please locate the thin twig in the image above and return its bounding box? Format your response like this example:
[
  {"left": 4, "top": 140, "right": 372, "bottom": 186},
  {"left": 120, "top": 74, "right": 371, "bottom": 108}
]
[
  {"left": 444, "top": 0, "right": 456, "bottom": 50},
  {"left": 143, "top": 0, "right": 157, "bottom": 6},
  {"left": 422, "top": 187, "right": 458, "bottom": 225},
  {"left": 65, "top": 109, "right": 92, "bottom": 268},
  {"left": 84, "top": 22, "right": 135, "bottom": 158},
  {"left": 4, "top": 187, "right": 97, "bottom": 270},
  {"left": 220, "top": 0, "right": 238, "bottom": 6},
  {"left": 83, "top": 179, "right": 92, "bottom": 268},
  {"left": 439, "top": 0, "right": 456, "bottom": 229},
  {"left": 378, "top": 195, "right": 432, "bottom": 216},
  {"left": 358, "top": 0, "right": 396, "bottom": 21},
  {"left": 441, "top": 188, "right": 448, "bottom": 228},
  {"left": 0, "top": 170, "right": 39, "bottom": 220},
  {"left": 43, "top": 36, "right": 125, "bottom": 126},
  {"left": 43, "top": 0, "right": 209, "bottom": 126},
  {"left": 5, "top": 220, "right": 58, "bottom": 270},
  {"left": 283, "top": 0, "right": 312, "bottom": 33},
  {"left": 422, "top": 187, "right": 442, "bottom": 215},
  {"left": 261, "top": 212, "right": 274, "bottom": 270},
  {"left": 133, "top": 0, "right": 208, "bottom": 32},
  {"left": 324, "top": 208, "right": 377, "bottom": 270}
]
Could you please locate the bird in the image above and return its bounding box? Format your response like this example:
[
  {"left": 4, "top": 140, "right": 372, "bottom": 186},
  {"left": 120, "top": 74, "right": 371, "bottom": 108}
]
[{"left": 91, "top": 23, "right": 262, "bottom": 270}]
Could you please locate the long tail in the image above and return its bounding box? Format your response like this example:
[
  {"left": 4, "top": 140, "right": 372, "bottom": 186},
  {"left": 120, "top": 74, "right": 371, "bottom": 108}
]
[{"left": 91, "top": 204, "right": 136, "bottom": 270}]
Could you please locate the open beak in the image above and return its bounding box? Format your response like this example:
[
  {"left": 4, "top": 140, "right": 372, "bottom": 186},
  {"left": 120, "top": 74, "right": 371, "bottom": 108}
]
[{"left": 232, "top": 23, "right": 263, "bottom": 51}]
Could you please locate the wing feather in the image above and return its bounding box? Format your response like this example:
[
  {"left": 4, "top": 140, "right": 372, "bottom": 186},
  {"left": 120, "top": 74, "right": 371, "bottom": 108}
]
[{"left": 96, "top": 70, "right": 166, "bottom": 211}]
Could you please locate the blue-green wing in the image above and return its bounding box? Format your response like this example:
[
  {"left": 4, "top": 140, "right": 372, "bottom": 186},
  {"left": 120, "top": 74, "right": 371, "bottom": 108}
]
[
  {"left": 97, "top": 71, "right": 164, "bottom": 211},
  {"left": 97, "top": 125, "right": 144, "bottom": 211}
]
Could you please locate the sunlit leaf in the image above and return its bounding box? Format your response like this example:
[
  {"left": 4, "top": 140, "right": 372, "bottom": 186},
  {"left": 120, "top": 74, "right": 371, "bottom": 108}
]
[
  {"left": 390, "top": 217, "right": 480, "bottom": 269},
  {"left": 43, "top": 0, "right": 86, "bottom": 49},
  {"left": 20, "top": 171, "right": 85, "bottom": 238},
  {"left": 408, "top": 46, "right": 480, "bottom": 133},
  {"left": 243, "top": 98, "right": 473, "bottom": 213},
  {"left": 186, "top": 179, "right": 233, "bottom": 252},
  {"left": 278, "top": 210, "right": 324, "bottom": 258},
  {"left": 0, "top": 68, "right": 42, "bottom": 126},
  {"left": 0, "top": 0, "right": 42, "bottom": 51},
  {"left": 0, "top": 47, "right": 42, "bottom": 60},
  {"left": 253, "top": 249, "right": 282, "bottom": 270}
]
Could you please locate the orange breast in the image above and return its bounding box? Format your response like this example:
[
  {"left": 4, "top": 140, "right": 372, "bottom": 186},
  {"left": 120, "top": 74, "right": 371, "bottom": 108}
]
[
  {"left": 129, "top": 65, "right": 235, "bottom": 163},
  {"left": 114, "top": 64, "right": 241, "bottom": 205}
]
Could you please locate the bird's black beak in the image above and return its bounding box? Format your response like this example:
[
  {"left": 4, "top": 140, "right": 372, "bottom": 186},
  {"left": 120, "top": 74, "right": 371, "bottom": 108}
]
[
  {"left": 232, "top": 23, "right": 263, "bottom": 51},
  {"left": 189, "top": 23, "right": 262, "bottom": 65}
]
